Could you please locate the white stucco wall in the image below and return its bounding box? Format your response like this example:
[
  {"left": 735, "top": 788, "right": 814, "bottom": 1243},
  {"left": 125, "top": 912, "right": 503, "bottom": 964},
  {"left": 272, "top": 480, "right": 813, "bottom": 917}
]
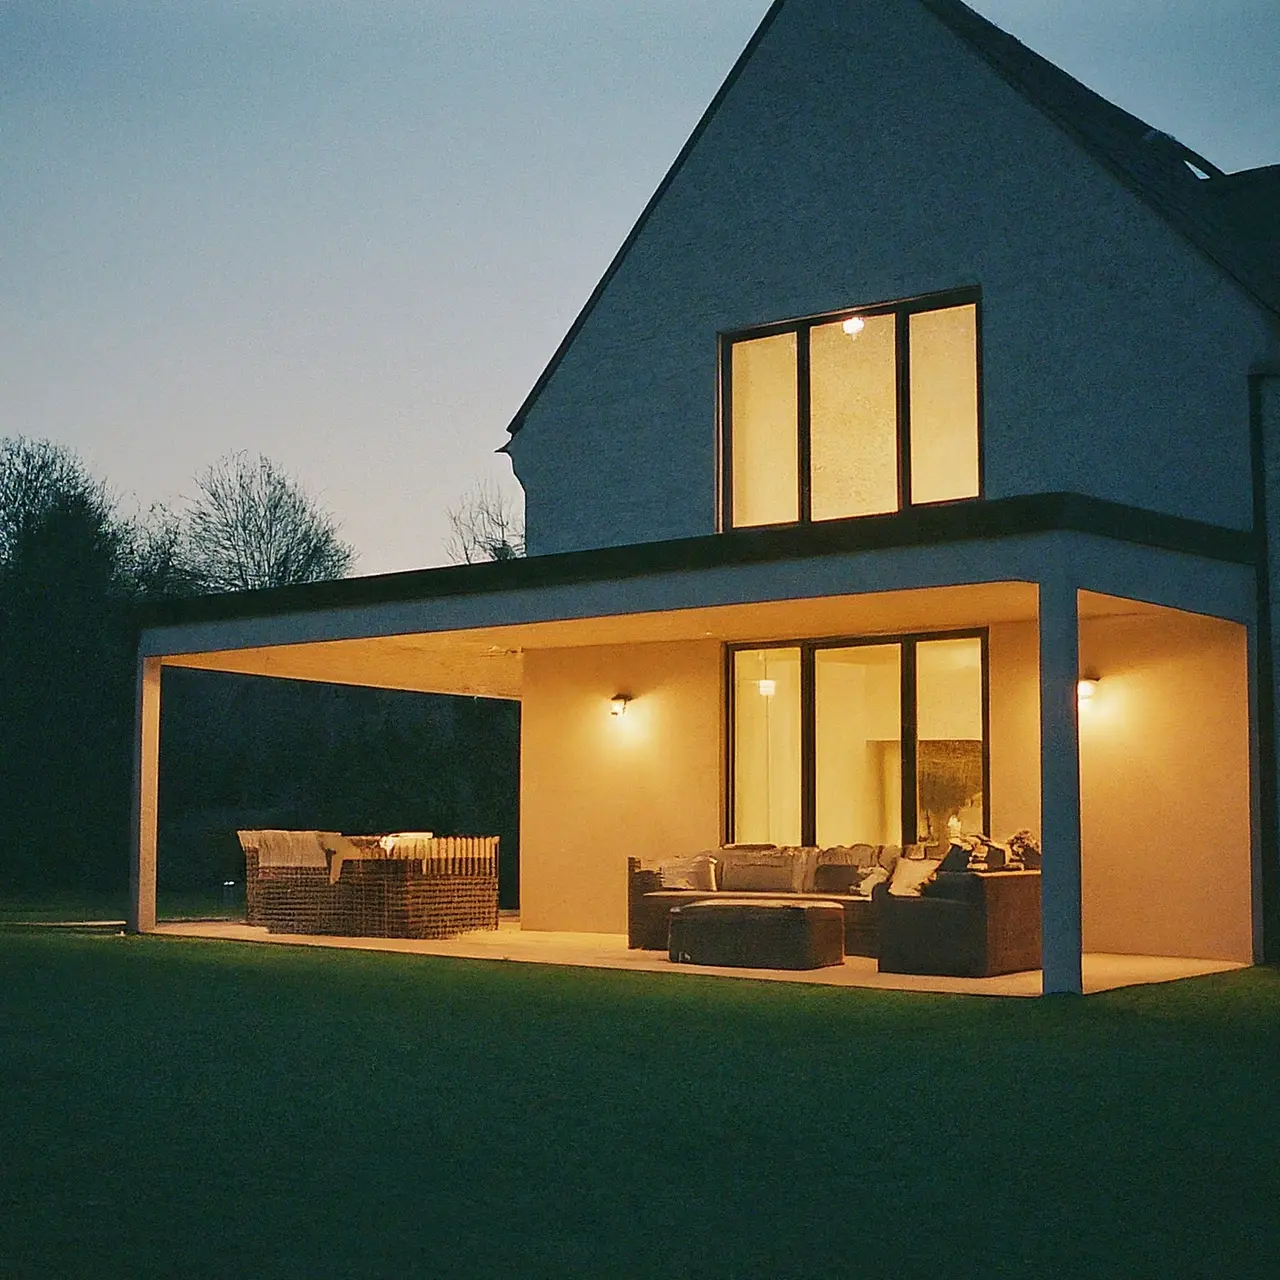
[
  {"left": 1078, "top": 610, "right": 1254, "bottom": 962},
  {"left": 509, "top": 0, "right": 1277, "bottom": 556},
  {"left": 519, "top": 641, "right": 723, "bottom": 933}
]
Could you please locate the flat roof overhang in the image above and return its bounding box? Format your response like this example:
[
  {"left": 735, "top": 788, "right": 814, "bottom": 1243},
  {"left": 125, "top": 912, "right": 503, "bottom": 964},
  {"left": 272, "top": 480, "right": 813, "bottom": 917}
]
[{"left": 138, "top": 493, "right": 1257, "bottom": 698}]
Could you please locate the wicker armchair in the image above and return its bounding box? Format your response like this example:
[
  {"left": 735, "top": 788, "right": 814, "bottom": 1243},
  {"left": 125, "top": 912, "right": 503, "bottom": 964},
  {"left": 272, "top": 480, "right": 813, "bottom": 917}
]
[{"left": 874, "top": 871, "right": 1041, "bottom": 977}]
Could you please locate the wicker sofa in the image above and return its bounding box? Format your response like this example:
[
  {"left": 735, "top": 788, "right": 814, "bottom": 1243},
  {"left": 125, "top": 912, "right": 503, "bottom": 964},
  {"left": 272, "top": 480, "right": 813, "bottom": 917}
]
[
  {"left": 238, "top": 830, "right": 499, "bottom": 939},
  {"left": 628, "top": 844, "right": 910, "bottom": 957}
]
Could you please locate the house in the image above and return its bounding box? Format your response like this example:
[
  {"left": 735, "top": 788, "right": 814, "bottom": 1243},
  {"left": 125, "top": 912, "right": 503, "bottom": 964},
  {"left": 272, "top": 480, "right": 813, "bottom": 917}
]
[{"left": 130, "top": 0, "right": 1280, "bottom": 994}]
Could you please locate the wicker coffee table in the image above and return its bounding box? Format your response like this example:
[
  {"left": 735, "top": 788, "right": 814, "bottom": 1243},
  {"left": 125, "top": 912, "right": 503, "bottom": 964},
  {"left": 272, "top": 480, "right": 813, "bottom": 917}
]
[{"left": 668, "top": 897, "right": 845, "bottom": 970}]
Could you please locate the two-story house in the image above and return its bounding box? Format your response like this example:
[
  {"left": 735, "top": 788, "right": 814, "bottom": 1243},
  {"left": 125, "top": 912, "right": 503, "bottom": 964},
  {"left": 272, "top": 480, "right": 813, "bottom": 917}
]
[{"left": 131, "top": 0, "right": 1280, "bottom": 994}]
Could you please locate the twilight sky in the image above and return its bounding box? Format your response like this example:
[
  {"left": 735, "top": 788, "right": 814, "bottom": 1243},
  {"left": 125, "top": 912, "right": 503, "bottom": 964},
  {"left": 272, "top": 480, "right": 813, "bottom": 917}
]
[{"left": 3, "top": 1, "right": 1278, "bottom": 576}]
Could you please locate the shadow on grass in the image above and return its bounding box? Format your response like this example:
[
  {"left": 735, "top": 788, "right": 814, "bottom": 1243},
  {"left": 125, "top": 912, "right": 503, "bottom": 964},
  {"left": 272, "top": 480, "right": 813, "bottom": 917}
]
[{"left": 2, "top": 929, "right": 1278, "bottom": 1278}]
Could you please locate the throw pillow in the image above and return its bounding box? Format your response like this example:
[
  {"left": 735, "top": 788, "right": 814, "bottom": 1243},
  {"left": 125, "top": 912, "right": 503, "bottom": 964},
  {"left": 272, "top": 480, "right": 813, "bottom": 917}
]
[
  {"left": 887, "top": 856, "right": 942, "bottom": 897},
  {"left": 855, "top": 865, "right": 889, "bottom": 897},
  {"left": 718, "top": 848, "right": 797, "bottom": 893},
  {"left": 658, "top": 853, "right": 718, "bottom": 891}
]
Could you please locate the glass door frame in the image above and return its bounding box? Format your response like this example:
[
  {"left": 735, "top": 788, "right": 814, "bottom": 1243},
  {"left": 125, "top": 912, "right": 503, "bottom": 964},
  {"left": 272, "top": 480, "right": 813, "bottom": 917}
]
[{"left": 724, "top": 628, "right": 990, "bottom": 846}]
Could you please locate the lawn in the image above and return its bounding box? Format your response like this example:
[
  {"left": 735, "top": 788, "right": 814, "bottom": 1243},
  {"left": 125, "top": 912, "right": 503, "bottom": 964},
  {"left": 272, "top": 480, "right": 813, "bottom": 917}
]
[{"left": 2, "top": 930, "right": 1279, "bottom": 1279}]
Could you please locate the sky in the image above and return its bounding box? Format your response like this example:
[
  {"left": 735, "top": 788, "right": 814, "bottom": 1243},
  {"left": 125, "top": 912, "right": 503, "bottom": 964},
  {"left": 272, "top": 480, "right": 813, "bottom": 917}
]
[{"left": 3, "top": 1, "right": 1278, "bottom": 576}]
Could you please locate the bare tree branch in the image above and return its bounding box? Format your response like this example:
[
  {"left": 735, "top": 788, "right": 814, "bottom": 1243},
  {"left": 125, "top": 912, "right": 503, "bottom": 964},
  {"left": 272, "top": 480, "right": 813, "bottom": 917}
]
[
  {"left": 179, "top": 453, "right": 355, "bottom": 593},
  {"left": 445, "top": 479, "right": 525, "bottom": 564}
]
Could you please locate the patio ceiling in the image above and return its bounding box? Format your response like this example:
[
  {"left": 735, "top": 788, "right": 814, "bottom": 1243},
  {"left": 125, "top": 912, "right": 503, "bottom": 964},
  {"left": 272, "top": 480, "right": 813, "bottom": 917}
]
[{"left": 160, "top": 581, "right": 1166, "bottom": 699}]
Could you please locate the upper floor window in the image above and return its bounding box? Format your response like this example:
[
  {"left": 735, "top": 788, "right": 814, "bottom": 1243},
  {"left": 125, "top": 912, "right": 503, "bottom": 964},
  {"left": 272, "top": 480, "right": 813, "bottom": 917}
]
[{"left": 722, "top": 291, "right": 982, "bottom": 529}]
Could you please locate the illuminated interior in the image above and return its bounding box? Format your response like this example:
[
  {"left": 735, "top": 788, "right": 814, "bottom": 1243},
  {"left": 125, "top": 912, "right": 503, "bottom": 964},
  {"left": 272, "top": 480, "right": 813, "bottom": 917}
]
[
  {"left": 726, "top": 296, "right": 980, "bottom": 527},
  {"left": 908, "top": 303, "right": 980, "bottom": 503},
  {"left": 916, "top": 635, "right": 985, "bottom": 849},
  {"left": 810, "top": 313, "right": 898, "bottom": 519},
  {"left": 731, "top": 632, "right": 987, "bottom": 848},
  {"left": 814, "top": 644, "right": 901, "bottom": 845},
  {"left": 732, "top": 647, "right": 802, "bottom": 844},
  {"left": 730, "top": 331, "right": 798, "bottom": 527}
]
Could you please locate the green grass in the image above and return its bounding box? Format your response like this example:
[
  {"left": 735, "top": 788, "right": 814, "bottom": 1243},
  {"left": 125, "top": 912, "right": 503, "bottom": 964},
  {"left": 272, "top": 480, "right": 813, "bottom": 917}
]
[{"left": 2, "top": 931, "right": 1279, "bottom": 1279}]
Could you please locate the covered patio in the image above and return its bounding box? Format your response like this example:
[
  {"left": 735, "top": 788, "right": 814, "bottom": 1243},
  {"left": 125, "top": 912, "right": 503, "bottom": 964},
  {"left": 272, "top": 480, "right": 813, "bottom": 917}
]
[{"left": 131, "top": 512, "right": 1264, "bottom": 995}]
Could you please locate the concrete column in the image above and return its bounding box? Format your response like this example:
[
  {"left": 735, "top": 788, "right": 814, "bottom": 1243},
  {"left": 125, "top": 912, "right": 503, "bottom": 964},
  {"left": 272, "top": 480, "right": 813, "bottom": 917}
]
[
  {"left": 128, "top": 655, "right": 161, "bottom": 934},
  {"left": 1038, "top": 576, "right": 1083, "bottom": 995}
]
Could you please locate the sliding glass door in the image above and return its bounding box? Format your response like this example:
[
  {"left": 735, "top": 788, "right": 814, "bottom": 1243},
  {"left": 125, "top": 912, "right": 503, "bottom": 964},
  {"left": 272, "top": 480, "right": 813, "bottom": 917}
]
[
  {"left": 729, "top": 632, "right": 986, "bottom": 848},
  {"left": 814, "top": 644, "right": 901, "bottom": 847}
]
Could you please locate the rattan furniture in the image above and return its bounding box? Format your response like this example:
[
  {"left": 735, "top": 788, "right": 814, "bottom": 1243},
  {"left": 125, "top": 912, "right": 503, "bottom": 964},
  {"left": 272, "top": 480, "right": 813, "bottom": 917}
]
[
  {"left": 875, "top": 870, "right": 1042, "bottom": 977},
  {"left": 627, "top": 856, "right": 879, "bottom": 956},
  {"left": 668, "top": 898, "right": 845, "bottom": 969},
  {"left": 238, "top": 830, "right": 499, "bottom": 939}
]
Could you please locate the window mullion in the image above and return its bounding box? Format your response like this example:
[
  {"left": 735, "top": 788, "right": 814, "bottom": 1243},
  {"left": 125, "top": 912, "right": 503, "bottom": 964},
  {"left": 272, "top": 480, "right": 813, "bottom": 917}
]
[
  {"left": 900, "top": 638, "right": 918, "bottom": 845},
  {"left": 797, "top": 325, "right": 812, "bottom": 524},
  {"left": 801, "top": 644, "right": 816, "bottom": 846},
  {"left": 896, "top": 309, "right": 911, "bottom": 511}
]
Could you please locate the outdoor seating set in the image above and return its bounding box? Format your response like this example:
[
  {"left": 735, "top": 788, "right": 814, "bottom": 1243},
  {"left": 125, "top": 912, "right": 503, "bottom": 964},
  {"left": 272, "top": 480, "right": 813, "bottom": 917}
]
[
  {"left": 237, "top": 830, "right": 499, "bottom": 940},
  {"left": 628, "top": 839, "right": 1042, "bottom": 977}
]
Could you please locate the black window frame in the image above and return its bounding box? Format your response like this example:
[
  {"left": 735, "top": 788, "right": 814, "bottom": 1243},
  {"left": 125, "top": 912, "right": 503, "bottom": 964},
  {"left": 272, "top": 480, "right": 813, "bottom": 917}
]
[
  {"left": 724, "top": 628, "right": 991, "bottom": 848},
  {"left": 719, "top": 287, "right": 985, "bottom": 531}
]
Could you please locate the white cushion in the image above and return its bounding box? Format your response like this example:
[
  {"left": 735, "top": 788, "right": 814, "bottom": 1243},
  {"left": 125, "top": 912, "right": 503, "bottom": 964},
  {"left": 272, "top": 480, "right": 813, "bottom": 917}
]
[{"left": 887, "top": 857, "right": 942, "bottom": 897}]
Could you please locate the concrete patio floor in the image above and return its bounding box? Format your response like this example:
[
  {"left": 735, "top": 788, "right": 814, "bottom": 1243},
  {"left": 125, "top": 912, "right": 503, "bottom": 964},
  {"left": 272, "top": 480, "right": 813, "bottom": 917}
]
[{"left": 154, "top": 917, "right": 1245, "bottom": 996}]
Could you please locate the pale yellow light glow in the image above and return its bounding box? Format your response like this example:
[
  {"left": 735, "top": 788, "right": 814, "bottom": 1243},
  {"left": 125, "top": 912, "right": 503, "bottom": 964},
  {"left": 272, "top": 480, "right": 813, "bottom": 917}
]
[
  {"left": 1077, "top": 678, "right": 1098, "bottom": 702},
  {"left": 814, "top": 644, "right": 902, "bottom": 847},
  {"left": 916, "top": 636, "right": 985, "bottom": 847},
  {"left": 734, "top": 648, "right": 801, "bottom": 845},
  {"left": 841, "top": 316, "right": 866, "bottom": 337},
  {"left": 811, "top": 312, "right": 898, "bottom": 520},
  {"left": 909, "top": 303, "right": 980, "bottom": 504},
  {"left": 731, "top": 332, "right": 799, "bottom": 527}
]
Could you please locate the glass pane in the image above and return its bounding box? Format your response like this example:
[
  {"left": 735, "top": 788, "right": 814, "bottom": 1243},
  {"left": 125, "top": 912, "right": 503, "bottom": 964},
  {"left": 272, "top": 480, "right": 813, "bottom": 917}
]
[
  {"left": 815, "top": 645, "right": 902, "bottom": 847},
  {"left": 730, "top": 333, "right": 798, "bottom": 527},
  {"left": 810, "top": 313, "right": 899, "bottom": 520},
  {"left": 733, "top": 648, "right": 802, "bottom": 845},
  {"left": 909, "top": 304, "right": 979, "bottom": 504},
  {"left": 916, "top": 637, "right": 985, "bottom": 853}
]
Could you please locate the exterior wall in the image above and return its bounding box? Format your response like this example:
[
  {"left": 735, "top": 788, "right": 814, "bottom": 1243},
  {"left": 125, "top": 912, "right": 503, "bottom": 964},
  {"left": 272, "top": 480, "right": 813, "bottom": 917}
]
[
  {"left": 1078, "top": 610, "right": 1253, "bottom": 962},
  {"left": 509, "top": 0, "right": 1277, "bottom": 556},
  {"left": 520, "top": 641, "right": 723, "bottom": 932},
  {"left": 988, "top": 621, "right": 1040, "bottom": 842}
]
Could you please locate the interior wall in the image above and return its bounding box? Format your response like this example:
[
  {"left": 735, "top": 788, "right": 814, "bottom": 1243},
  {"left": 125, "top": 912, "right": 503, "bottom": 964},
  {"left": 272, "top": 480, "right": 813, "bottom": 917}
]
[
  {"left": 1079, "top": 608, "right": 1253, "bottom": 962},
  {"left": 520, "top": 641, "right": 723, "bottom": 933},
  {"left": 987, "top": 621, "right": 1042, "bottom": 843}
]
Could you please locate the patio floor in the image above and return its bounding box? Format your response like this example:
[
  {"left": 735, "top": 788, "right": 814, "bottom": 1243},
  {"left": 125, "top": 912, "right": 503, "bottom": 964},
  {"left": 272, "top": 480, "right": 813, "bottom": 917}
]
[{"left": 154, "top": 917, "right": 1245, "bottom": 996}]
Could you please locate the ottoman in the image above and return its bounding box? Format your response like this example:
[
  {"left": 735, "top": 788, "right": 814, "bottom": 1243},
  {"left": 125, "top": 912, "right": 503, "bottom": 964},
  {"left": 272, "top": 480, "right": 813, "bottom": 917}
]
[{"left": 668, "top": 897, "right": 845, "bottom": 970}]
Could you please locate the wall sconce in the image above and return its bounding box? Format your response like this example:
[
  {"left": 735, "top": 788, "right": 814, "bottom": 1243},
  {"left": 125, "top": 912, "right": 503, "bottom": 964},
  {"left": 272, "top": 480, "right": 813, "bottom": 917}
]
[
  {"left": 841, "top": 316, "right": 866, "bottom": 337},
  {"left": 610, "top": 694, "right": 631, "bottom": 717},
  {"left": 1077, "top": 674, "right": 1100, "bottom": 703},
  {"left": 757, "top": 679, "right": 777, "bottom": 698}
]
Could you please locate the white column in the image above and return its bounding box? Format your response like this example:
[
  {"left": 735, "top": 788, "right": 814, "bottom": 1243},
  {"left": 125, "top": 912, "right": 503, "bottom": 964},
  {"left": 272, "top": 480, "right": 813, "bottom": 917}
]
[
  {"left": 128, "top": 655, "right": 161, "bottom": 933},
  {"left": 1038, "top": 575, "right": 1083, "bottom": 995}
]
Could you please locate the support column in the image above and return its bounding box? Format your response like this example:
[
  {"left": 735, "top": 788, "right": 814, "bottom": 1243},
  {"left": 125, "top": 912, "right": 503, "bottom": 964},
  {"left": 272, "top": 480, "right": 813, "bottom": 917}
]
[
  {"left": 1038, "top": 575, "right": 1083, "bottom": 995},
  {"left": 128, "top": 655, "right": 161, "bottom": 934}
]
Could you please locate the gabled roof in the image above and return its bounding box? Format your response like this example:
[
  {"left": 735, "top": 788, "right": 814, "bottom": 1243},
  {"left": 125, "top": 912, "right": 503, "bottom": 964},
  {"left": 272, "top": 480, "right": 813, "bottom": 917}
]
[{"left": 505, "top": 0, "right": 1278, "bottom": 442}]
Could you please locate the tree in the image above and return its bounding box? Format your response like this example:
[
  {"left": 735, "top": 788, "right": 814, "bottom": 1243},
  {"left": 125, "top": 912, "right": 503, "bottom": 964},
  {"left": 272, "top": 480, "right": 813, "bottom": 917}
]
[
  {"left": 0, "top": 438, "right": 140, "bottom": 891},
  {"left": 179, "top": 452, "right": 355, "bottom": 592},
  {"left": 445, "top": 479, "right": 526, "bottom": 564}
]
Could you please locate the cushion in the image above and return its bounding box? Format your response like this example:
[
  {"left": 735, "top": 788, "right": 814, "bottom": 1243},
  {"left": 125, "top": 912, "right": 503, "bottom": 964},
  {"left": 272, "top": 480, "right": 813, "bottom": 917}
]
[
  {"left": 815, "top": 843, "right": 879, "bottom": 868},
  {"left": 938, "top": 843, "right": 972, "bottom": 874},
  {"left": 853, "top": 865, "right": 889, "bottom": 898},
  {"left": 658, "top": 853, "right": 719, "bottom": 892},
  {"left": 887, "top": 856, "right": 942, "bottom": 897},
  {"left": 812, "top": 863, "right": 864, "bottom": 895},
  {"left": 718, "top": 848, "right": 800, "bottom": 893}
]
